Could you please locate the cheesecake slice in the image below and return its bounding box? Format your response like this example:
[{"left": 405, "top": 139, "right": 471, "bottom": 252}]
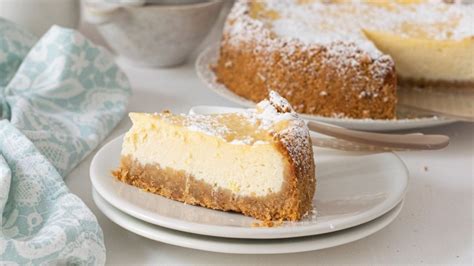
[{"left": 113, "top": 92, "right": 316, "bottom": 221}]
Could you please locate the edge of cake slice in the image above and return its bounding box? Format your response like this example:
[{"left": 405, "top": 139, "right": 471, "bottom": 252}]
[{"left": 113, "top": 91, "right": 316, "bottom": 221}]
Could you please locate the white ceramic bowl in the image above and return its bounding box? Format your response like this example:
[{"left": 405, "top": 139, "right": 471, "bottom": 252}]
[{"left": 84, "top": 0, "right": 224, "bottom": 67}]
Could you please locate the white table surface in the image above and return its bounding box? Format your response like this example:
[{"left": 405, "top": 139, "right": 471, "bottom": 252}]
[{"left": 67, "top": 17, "right": 474, "bottom": 265}]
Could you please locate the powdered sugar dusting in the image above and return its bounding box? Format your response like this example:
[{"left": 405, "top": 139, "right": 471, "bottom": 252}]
[
  {"left": 223, "top": 0, "right": 395, "bottom": 85},
  {"left": 264, "top": 0, "right": 473, "bottom": 52},
  {"left": 222, "top": 0, "right": 472, "bottom": 87},
  {"left": 256, "top": 91, "right": 314, "bottom": 177},
  {"left": 171, "top": 91, "right": 313, "bottom": 171},
  {"left": 254, "top": 91, "right": 298, "bottom": 129},
  {"left": 185, "top": 114, "right": 231, "bottom": 137}
]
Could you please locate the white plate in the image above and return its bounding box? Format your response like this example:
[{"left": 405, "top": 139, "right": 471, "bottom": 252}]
[
  {"left": 195, "top": 45, "right": 457, "bottom": 131},
  {"left": 90, "top": 134, "right": 408, "bottom": 239},
  {"left": 93, "top": 189, "right": 404, "bottom": 254}
]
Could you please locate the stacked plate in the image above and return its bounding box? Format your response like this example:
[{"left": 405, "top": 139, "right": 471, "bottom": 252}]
[{"left": 90, "top": 113, "right": 409, "bottom": 254}]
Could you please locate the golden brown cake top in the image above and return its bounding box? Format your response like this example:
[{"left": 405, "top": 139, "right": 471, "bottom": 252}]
[
  {"left": 136, "top": 91, "right": 309, "bottom": 144},
  {"left": 144, "top": 112, "right": 275, "bottom": 143}
]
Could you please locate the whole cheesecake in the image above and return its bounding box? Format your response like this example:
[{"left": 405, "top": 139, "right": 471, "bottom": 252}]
[
  {"left": 113, "top": 92, "right": 315, "bottom": 221},
  {"left": 214, "top": 0, "right": 473, "bottom": 119}
]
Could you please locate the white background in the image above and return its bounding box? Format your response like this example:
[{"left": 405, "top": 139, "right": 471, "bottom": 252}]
[{"left": 66, "top": 7, "right": 474, "bottom": 265}]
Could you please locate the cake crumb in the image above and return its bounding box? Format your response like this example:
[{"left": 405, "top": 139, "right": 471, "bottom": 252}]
[
  {"left": 252, "top": 220, "right": 284, "bottom": 227},
  {"left": 224, "top": 60, "right": 233, "bottom": 68}
]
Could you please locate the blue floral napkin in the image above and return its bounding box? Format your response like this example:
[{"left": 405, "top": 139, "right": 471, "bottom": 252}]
[{"left": 0, "top": 19, "right": 131, "bottom": 264}]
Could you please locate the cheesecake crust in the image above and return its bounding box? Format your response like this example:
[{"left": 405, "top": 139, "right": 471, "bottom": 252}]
[
  {"left": 113, "top": 151, "right": 315, "bottom": 221},
  {"left": 214, "top": 41, "right": 397, "bottom": 119}
]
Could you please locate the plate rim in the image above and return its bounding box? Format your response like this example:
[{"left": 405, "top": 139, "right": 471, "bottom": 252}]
[
  {"left": 92, "top": 189, "right": 405, "bottom": 254},
  {"left": 90, "top": 134, "right": 409, "bottom": 239},
  {"left": 195, "top": 44, "right": 457, "bottom": 131}
]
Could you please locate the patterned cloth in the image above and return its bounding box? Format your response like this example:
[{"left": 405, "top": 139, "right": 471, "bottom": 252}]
[{"left": 0, "top": 19, "right": 131, "bottom": 265}]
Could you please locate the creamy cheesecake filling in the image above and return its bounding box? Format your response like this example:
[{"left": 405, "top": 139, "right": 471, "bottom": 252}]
[
  {"left": 364, "top": 31, "right": 474, "bottom": 83},
  {"left": 122, "top": 115, "right": 287, "bottom": 197}
]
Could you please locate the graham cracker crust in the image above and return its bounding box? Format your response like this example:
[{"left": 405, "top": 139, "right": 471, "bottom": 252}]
[
  {"left": 113, "top": 155, "right": 314, "bottom": 221},
  {"left": 214, "top": 42, "right": 397, "bottom": 120}
]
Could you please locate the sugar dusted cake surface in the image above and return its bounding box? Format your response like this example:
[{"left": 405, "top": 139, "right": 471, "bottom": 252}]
[
  {"left": 214, "top": 0, "right": 473, "bottom": 120},
  {"left": 250, "top": 0, "right": 473, "bottom": 52},
  {"left": 251, "top": 0, "right": 473, "bottom": 84}
]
